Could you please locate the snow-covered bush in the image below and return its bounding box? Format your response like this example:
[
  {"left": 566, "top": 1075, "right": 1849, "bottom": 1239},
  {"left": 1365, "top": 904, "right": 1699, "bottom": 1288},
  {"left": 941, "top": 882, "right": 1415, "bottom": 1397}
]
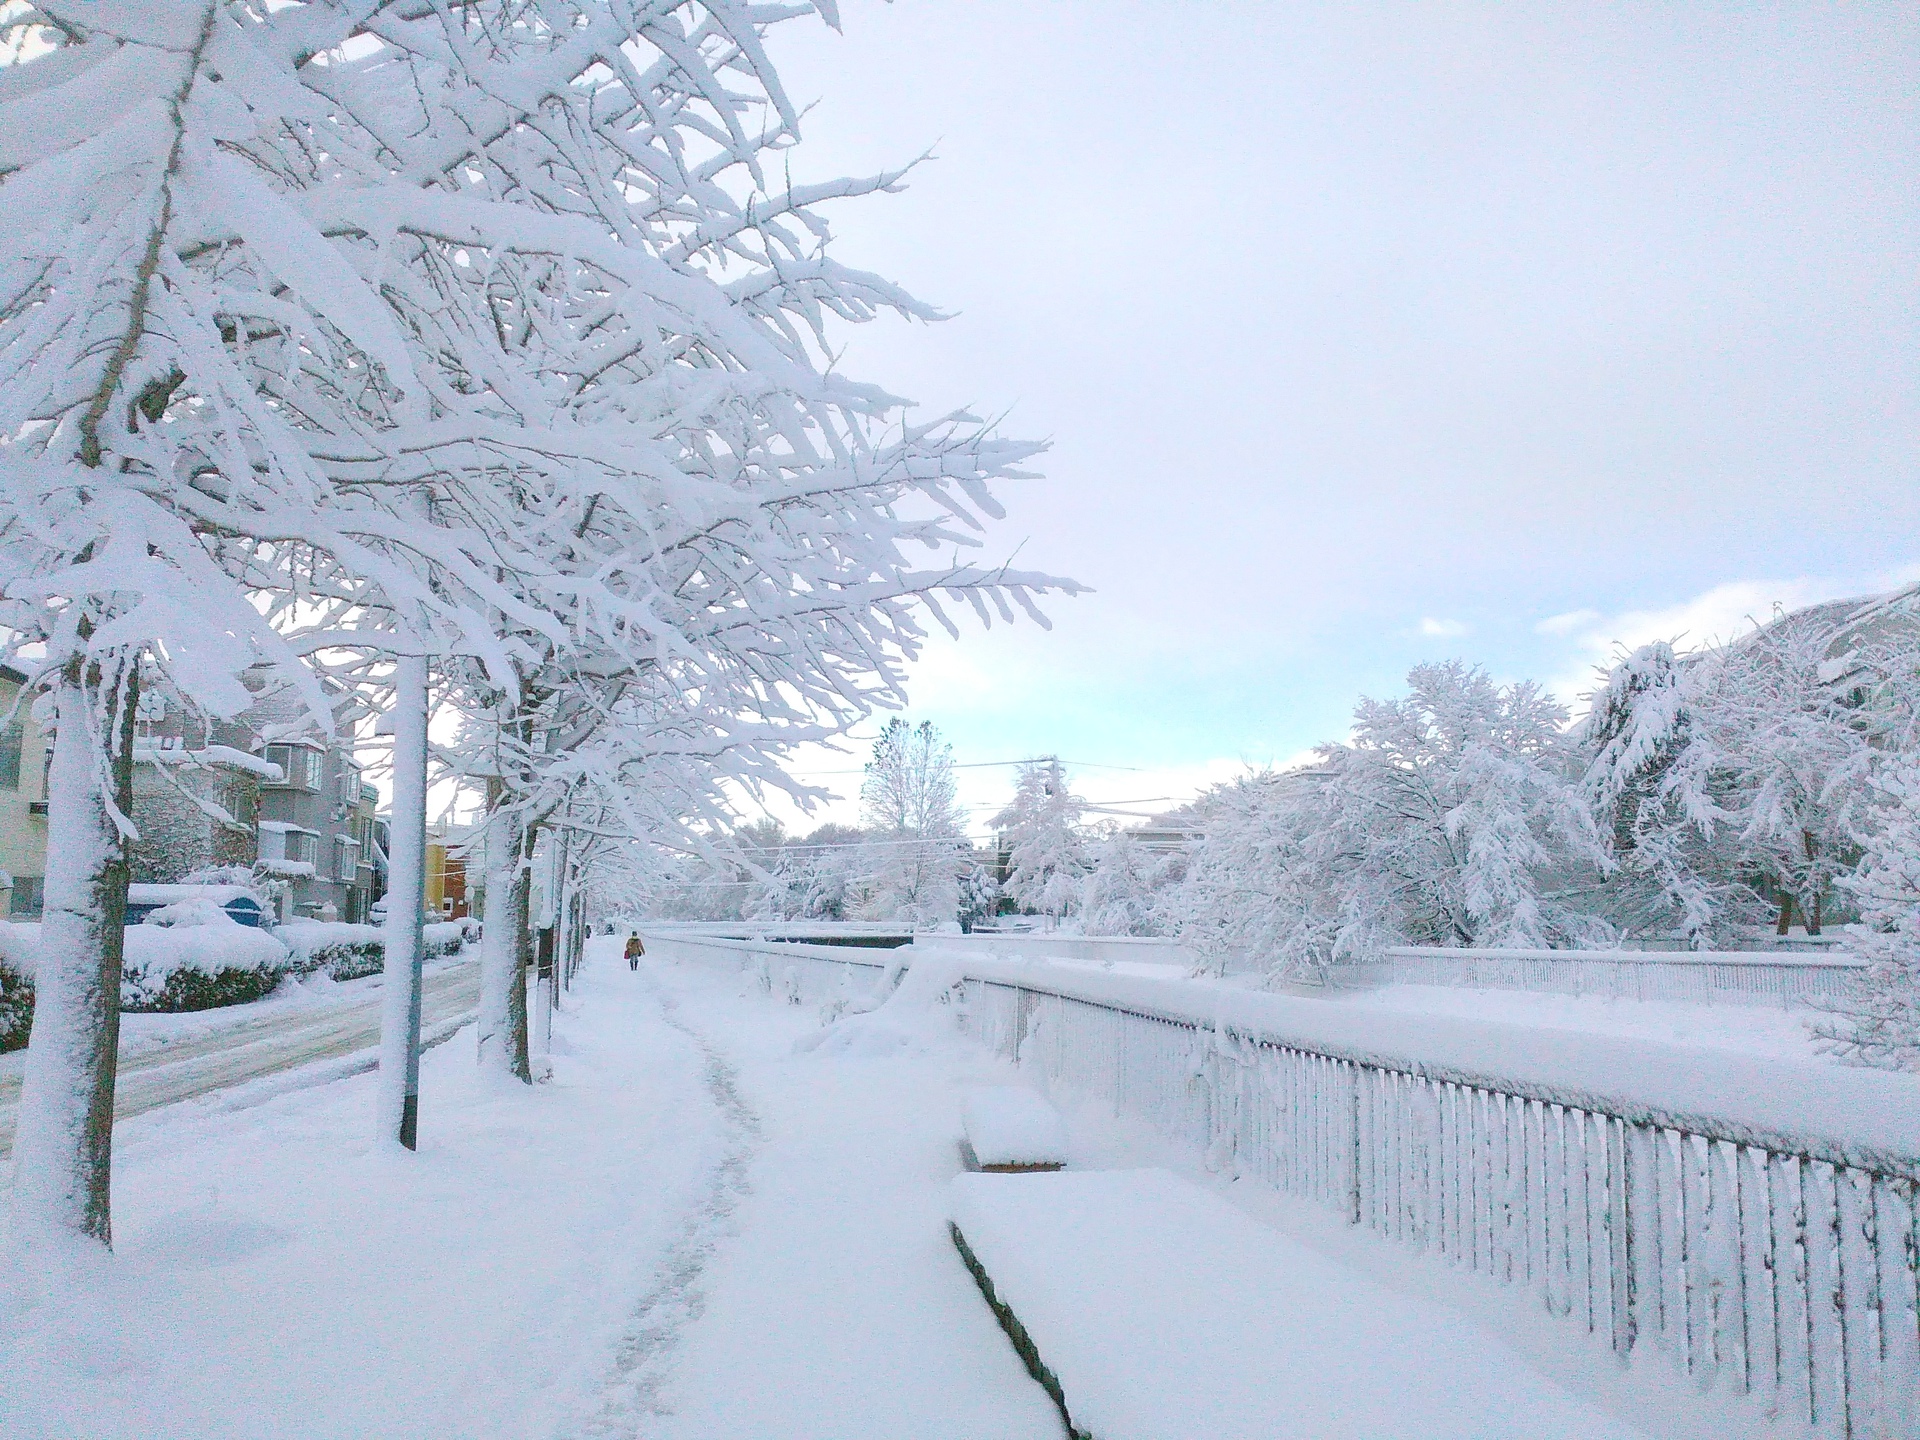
[
  {"left": 1, "top": 919, "right": 292, "bottom": 1019},
  {"left": 278, "top": 918, "right": 479, "bottom": 983}
]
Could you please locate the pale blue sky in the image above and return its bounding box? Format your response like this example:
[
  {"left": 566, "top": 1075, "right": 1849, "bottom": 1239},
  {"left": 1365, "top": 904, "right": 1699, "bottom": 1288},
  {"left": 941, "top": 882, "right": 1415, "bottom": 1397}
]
[{"left": 750, "top": 2, "right": 1918, "bottom": 836}]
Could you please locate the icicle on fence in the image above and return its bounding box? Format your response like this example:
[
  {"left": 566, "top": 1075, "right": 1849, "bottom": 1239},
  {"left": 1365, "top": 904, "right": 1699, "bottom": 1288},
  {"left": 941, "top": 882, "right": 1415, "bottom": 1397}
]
[{"left": 962, "top": 980, "right": 1920, "bottom": 1440}]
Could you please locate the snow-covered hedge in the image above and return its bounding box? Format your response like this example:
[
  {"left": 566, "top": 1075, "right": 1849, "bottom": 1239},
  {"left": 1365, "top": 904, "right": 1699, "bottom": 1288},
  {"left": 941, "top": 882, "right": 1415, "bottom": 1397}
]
[
  {"left": 0, "top": 914, "right": 298, "bottom": 1034},
  {"left": 278, "top": 917, "right": 481, "bottom": 981},
  {"left": 0, "top": 926, "right": 32, "bottom": 1051},
  {"left": 122, "top": 920, "right": 291, "bottom": 1012},
  {"left": 0, "top": 913, "right": 486, "bottom": 1047}
]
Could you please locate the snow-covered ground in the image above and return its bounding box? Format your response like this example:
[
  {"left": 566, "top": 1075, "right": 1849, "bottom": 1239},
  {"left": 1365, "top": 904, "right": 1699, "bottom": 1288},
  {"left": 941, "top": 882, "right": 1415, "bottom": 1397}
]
[
  {"left": 1318, "top": 982, "right": 1831, "bottom": 1065},
  {"left": 1, "top": 939, "right": 1809, "bottom": 1438},
  {"left": 0, "top": 944, "right": 713, "bottom": 1440}
]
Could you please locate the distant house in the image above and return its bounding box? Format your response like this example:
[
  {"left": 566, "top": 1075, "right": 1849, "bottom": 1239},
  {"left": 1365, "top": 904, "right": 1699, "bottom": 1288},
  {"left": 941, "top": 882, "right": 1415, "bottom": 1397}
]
[
  {"left": 0, "top": 664, "right": 48, "bottom": 918},
  {"left": 425, "top": 824, "right": 474, "bottom": 920}
]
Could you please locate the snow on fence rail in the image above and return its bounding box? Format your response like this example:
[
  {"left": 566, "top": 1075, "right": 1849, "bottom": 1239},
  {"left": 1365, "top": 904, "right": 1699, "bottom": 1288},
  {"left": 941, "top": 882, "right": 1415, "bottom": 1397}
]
[
  {"left": 653, "top": 932, "right": 1920, "bottom": 1439},
  {"left": 1355, "top": 947, "right": 1868, "bottom": 1007}
]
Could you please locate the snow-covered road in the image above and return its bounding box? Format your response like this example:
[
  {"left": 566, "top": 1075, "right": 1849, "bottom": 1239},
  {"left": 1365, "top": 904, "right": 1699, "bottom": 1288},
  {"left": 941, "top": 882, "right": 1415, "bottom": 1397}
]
[{"left": 0, "top": 958, "right": 482, "bottom": 1158}]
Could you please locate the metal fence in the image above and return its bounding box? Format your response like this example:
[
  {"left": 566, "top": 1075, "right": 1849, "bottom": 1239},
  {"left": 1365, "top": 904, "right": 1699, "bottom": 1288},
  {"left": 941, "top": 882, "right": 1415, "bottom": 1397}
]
[
  {"left": 960, "top": 977, "right": 1919, "bottom": 1440},
  {"left": 652, "top": 932, "right": 1917, "bottom": 1438}
]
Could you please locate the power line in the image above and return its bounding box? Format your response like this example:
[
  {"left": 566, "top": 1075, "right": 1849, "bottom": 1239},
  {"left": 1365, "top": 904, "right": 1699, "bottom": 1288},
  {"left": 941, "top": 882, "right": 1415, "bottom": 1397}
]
[{"left": 787, "top": 756, "right": 1148, "bottom": 777}]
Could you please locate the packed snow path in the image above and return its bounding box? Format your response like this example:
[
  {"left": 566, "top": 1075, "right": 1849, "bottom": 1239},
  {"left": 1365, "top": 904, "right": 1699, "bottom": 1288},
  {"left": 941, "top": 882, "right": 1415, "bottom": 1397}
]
[
  {"left": 0, "top": 959, "right": 480, "bottom": 1157},
  {"left": 597, "top": 957, "right": 1065, "bottom": 1438}
]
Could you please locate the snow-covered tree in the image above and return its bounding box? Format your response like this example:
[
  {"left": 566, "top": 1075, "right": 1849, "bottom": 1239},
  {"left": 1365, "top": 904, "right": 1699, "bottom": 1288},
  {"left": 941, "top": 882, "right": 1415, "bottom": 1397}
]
[
  {"left": 992, "top": 759, "right": 1087, "bottom": 920},
  {"left": 1813, "top": 753, "right": 1920, "bottom": 1069},
  {"left": 1, "top": 0, "right": 1072, "bottom": 1242},
  {"left": 1079, "top": 828, "right": 1177, "bottom": 937},
  {"left": 1170, "top": 770, "right": 1353, "bottom": 975},
  {"left": 1579, "top": 641, "right": 1745, "bottom": 944},
  {"left": 858, "top": 719, "right": 965, "bottom": 927},
  {"left": 956, "top": 861, "right": 1000, "bottom": 933},
  {"left": 1174, "top": 663, "right": 1610, "bottom": 978}
]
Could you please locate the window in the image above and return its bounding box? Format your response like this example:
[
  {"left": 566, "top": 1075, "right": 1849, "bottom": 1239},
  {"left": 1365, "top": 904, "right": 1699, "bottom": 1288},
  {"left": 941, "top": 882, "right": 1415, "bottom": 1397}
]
[
  {"left": 9, "top": 876, "right": 43, "bottom": 918},
  {"left": 334, "top": 836, "right": 359, "bottom": 882},
  {"left": 287, "top": 830, "right": 318, "bottom": 866},
  {"left": 265, "top": 745, "right": 319, "bottom": 790},
  {"left": 0, "top": 721, "right": 21, "bottom": 790}
]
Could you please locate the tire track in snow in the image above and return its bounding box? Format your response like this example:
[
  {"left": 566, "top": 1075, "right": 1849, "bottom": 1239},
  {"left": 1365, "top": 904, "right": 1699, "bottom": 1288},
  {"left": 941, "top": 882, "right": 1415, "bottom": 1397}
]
[{"left": 573, "top": 966, "right": 764, "bottom": 1437}]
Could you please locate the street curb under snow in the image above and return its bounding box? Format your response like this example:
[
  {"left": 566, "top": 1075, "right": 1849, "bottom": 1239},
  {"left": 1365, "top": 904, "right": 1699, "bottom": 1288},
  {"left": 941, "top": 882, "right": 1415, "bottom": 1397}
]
[{"left": 179, "top": 1011, "right": 478, "bottom": 1118}]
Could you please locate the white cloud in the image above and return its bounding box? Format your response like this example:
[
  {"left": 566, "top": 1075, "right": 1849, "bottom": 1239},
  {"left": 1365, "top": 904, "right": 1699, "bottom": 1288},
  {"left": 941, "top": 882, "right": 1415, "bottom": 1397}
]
[
  {"left": 1419, "top": 617, "right": 1470, "bottom": 638},
  {"left": 1539, "top": 564, "right": 1920, "bottom": 703},
  {"left": 1534, "top": 608, "right": 1601, "bottom": 637}
]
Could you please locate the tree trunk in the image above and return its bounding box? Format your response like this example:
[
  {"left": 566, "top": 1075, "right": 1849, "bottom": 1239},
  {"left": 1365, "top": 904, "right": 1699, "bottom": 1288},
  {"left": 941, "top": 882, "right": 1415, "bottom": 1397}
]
[
  {"left": 476, "top": 791, "right": 532, "bottom": 1083},
  {"left": 9, "top": 660, "right": 138, "bottom": 1246},
  {"left": 1808, "top": 891, "right": 1823, "bottom": 937},
  {"left": 377, "top": 655, "right": 429, "bottom": 1147},
  {"left": 1776, "top": 891, "right": 1794, "bottom": 936}
]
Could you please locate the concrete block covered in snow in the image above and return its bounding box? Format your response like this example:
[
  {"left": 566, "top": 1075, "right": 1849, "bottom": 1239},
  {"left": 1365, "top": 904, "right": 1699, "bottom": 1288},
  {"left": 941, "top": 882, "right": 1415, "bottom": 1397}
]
[
  {"left": 948, "top": 1168, "right": 1646, "bottom": 1440},
  {"left": 961, "top": 1086, "right": 1067, "bottom": 1172}
]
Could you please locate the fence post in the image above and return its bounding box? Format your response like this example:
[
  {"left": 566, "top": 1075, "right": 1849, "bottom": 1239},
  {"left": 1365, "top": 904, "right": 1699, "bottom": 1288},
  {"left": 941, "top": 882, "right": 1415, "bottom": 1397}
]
[
  {"left": 1347, "top": 1062, "right": 1363, "bottom": 1225},
  {"left": 1609, "top": 1117, "right": 1635, "bottom": 1358}
]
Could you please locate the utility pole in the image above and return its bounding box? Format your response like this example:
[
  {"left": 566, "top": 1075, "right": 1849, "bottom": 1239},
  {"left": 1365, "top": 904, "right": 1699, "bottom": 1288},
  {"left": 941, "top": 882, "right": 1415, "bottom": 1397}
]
[{"left": 378, "top": 654, "right": 429, "bottom": 1149}]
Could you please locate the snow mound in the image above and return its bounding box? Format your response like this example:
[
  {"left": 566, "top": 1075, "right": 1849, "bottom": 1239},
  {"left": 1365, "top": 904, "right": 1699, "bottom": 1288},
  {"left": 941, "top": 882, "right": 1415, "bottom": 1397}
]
[
  {"left": 792, "top": 954, "right": 971, "bottom": 1057},
  {"left": 962, "top": 1087, "right": 1067, "bottom": 1168}
]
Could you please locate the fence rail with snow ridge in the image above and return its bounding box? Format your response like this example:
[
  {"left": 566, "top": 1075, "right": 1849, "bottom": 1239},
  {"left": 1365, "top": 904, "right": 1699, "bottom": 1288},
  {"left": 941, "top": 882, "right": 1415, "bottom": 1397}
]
[
  {"left": 652, "top": 932, "right": 1919, "bottom": 1439},
  {"left": 1356, "top": 946, "right": 1868, "bottom": 1007}
]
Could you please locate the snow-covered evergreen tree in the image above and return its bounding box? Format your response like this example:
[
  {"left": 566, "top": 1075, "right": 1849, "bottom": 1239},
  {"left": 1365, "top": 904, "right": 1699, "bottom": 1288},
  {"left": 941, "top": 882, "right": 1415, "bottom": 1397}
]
[{"left": 992, "top": 759, "right": 1087, "bottom": 920}]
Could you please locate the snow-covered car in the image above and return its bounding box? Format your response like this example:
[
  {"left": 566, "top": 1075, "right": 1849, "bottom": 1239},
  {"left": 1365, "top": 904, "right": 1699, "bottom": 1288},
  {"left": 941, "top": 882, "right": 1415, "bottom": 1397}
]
[{"left": 126, "top": 883, "right": 271, "bottom": 930}]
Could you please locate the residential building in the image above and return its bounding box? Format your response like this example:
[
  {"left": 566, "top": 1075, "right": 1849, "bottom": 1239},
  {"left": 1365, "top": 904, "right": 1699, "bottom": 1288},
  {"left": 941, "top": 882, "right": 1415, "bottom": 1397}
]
[
  {"left": 258, "top": 733, "right": 377, "bottom": 923},
  {"left": 245, "top": 683, "right": 378, "bottom": 924},
  {"left": 425, "top": 823, "right": 473, "bottom": 920},
  {"left": 129, "top": 691, "right": 279, "bottom": 886},
  {"left": 0, "top": 664, "right": 48, "bottom": 918}
]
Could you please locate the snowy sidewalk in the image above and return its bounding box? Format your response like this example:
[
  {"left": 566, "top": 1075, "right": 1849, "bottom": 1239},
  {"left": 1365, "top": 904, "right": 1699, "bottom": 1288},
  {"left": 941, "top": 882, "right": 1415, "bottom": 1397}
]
[{"left": 615, "top": 958, "right": 1064, "bottom": 1440}]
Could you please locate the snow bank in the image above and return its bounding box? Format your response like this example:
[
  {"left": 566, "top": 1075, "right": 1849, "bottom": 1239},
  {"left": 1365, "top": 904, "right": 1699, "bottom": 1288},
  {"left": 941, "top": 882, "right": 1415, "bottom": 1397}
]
[
  {"left": 949, "top": 1169, "right": 1645, "bottom": 1439},
  {"left": 961, "top": 1087, "right": 1067, "bottom": 1170},
  {"left": 791, "top": 952, "right": 969, "bottom": 1058},
  {"left": 0, "top": 939, "right": 717, "bottom": 1440}
]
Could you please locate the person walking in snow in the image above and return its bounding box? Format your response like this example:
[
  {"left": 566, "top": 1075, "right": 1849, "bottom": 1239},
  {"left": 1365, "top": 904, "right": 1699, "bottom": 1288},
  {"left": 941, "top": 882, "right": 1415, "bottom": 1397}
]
[{"left": 625, "top": 932, "right": 645, "bottom": 970}]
